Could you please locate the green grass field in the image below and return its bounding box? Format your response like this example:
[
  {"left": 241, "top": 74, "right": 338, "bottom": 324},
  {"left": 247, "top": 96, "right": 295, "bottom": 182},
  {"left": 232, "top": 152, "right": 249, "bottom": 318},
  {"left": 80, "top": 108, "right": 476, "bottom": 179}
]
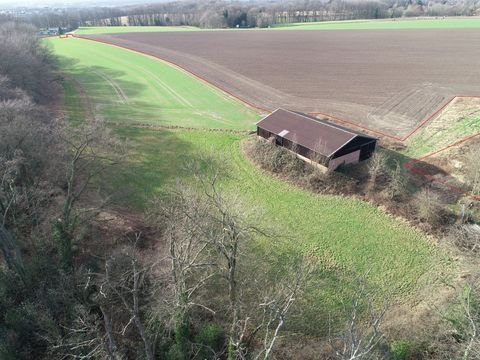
[
  {"left": 51, "top": 36, "right": 451, "bottom": 333},
  {"left": 110, "top": 126, "right": 450, "bottom": 333},
  {"left": 73, "top": 17, "right": 480, "bottom": 35},
  {"left": 75, "top": 25, "right": 200, "bottom": 35},
  {"left": 273, "top": 17, "right": 480, "bottom": 30},
  {"left": 47, "top": 38, "right": 259, "bottom": 129}
]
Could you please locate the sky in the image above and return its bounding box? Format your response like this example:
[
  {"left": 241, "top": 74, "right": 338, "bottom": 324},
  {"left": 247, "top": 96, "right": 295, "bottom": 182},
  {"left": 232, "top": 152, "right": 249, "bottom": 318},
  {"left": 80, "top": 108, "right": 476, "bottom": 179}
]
[{"left": 0, "top": 0, "right": 168, "bottom": 8}]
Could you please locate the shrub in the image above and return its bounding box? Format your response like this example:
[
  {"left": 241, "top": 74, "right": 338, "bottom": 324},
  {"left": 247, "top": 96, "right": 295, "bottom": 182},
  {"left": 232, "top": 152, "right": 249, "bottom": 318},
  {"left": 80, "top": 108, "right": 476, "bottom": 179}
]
[
  {"left": 448, "top": 224, "right": 480, "bottom": 253},
  {"left": 247, "top": 138, "right": 273, "bottom": 165},
  {"left": 414, "top": 188, "right": 444, "bottom": 226},
  {"left": 167, "top": 343, "right": 187, "bottom": 360},
  {"left": 248, "top": 138, "right": 307, "bottom": 176},
  {"left": 367, "top": 151, "right": 388, "bottom": 191},
  {"left": 391, "top": 340, "right": 412, "bottom": 360},
  {"left": 465, "top": 143, "right": 480, "bottom": 195},
  {"left": 194, "top": 323, "right": 225, "bottom": 359},
  {"left": 383, "top": 161, "right": 407, "bottom": 201},
  {"left": 283, "top": 153, "right": 308, "bottom": 177},
  {"left": 270, "top": 146, "right": 296, "bottom": 173},
  {"left": 307, "top": 170, "right": 356, "bottom": 195},
  {"left": 306, "top": 170, "right": 328, "bottom": 193}
]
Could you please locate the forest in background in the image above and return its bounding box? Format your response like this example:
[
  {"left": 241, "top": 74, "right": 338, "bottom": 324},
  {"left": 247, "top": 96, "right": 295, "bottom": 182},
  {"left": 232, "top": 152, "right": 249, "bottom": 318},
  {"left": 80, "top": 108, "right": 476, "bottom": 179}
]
[{"left": 3, "top": 0, "right": 480, "bottom": 30}]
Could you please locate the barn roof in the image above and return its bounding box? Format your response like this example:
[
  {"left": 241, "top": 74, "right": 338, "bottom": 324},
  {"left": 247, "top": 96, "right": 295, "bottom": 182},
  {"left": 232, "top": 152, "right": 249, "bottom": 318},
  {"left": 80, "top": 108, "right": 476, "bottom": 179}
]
[{"left": 256, "top": 109, "right": 376, "bottom": 157}]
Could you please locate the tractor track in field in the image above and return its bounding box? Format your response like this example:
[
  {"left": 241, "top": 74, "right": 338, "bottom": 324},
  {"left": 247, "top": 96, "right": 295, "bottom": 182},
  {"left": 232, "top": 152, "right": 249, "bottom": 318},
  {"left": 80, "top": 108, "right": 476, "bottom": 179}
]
[
  {"left": 93, "top": 70, "right": 129, "bottom": 104},
  {"left": 96, "top": 49, "right": 193, "bottom": 107}
]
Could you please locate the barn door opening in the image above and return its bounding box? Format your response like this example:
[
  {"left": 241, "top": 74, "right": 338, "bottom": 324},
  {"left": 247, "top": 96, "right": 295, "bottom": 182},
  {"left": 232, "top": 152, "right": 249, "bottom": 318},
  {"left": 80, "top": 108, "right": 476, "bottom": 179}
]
[
  {"left": 275, "top": 136, "right": 283, "bottom": 146},
  {"left": 275, "top": 130, "right": 289, "bottom": 146}
]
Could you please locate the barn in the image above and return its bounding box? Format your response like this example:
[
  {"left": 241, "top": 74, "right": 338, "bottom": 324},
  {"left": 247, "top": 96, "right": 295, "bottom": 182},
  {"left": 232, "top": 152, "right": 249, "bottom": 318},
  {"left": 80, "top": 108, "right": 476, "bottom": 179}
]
[{"left": 256, "top": 109, "right": 377, "bottom": 171}]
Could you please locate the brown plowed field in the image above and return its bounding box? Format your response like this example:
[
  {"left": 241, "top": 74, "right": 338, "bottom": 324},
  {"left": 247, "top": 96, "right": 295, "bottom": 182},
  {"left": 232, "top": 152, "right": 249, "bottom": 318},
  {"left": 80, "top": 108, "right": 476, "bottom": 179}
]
[{"left": 84, "top": 29, "right": 480, "bottom": 137}]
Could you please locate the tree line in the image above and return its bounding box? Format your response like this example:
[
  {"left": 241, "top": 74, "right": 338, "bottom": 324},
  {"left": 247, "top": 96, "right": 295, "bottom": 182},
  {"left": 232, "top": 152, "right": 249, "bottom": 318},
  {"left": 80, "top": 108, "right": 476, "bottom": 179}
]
[{"left": 15, "top": 0, "right": 480, "bottom": 30}]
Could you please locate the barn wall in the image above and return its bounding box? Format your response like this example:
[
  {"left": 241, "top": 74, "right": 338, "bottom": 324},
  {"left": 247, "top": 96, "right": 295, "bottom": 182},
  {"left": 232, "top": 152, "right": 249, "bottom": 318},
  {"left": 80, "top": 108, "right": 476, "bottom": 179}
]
[
  {"left": 256, "top": 127, "right": 329, "bottom": 166},
  {"left": 257, "top": 127, "right": 272, "bottom": 139},
  {"left": 282, "top": 138, "right": 328, "bottom": 166},
  {"left": 328, "top": 149, "right": 360, "bottom": 170},
  {"left": 332, "top": 138, "right": 376, "bottom": 160}
]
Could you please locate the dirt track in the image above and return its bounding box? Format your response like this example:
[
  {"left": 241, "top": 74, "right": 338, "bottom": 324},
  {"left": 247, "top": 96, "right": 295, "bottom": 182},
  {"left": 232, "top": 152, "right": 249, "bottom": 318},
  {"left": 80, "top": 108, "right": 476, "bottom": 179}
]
[{"left": 84, "top": 29, "right": 480, "bottom": 137}]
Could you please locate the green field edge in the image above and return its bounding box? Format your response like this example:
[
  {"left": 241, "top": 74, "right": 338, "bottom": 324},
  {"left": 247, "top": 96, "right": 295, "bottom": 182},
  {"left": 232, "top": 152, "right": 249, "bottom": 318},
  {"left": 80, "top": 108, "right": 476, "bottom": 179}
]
[{"left": 74, "top": 17, "right": 480, "bottom": 34}]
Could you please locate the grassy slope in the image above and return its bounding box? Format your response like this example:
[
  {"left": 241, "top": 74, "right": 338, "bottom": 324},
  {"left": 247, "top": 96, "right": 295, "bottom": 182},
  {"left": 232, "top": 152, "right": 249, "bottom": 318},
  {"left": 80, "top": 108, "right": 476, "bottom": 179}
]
[
  {"left": 53, "top": 37, "right": 450, "bottom": 332},
  {"left": 74, "top": 18, "right": 480, "bottom": 35},
  {"left": 47, "top": 38, "right": 259, "bottom": 129},
  {"left": 117, "top": 127, "right": 450, "bottom": 333}
]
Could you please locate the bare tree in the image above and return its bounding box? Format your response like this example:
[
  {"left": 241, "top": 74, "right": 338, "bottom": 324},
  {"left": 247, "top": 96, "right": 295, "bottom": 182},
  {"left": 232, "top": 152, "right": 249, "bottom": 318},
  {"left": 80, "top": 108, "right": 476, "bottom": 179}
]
[
  {"left": 414, "top": 187, "right": 443, "bottom": 226},
  {"left": 0, "top": 88, "right": 59, "bottom": 232},
  {"left": 367, "top": 151, "right": 387, "bottom": 192},
  {"left": 330, "top": 275, "right": 387, "bottom": 360},
  {"left": 0, "top": 222, "right": 25, "bottom": 281},
  {"left": 51, "top": 306, "right": 115, "bottom": 360},
  {"left": 0, "top": 22, "right": 59, "bottom": 103},
  {"left": 311, "top": 139, "right": 328, "bottom": 166},
  {"left": 183, "top": 155, "right": 315, "bottom": 359},
  {"left": 55, "top": 121, "right": 125, "bottom": 270},
  {"left": 148, "top": 155, "right": 313, "bottom": 359},
  {"left": 96, "top": 236, "right": 155, "bottom": 360},
  {"left": 204, "top": 186, "right": 262, "bottom": 359},
  {"left": 442, "top": 282, "right": 480, "bottom": 360},
  {"left": 465, "top": 144, "right": 480, "bottom": 196},
  {"left": 252, "top": 262, "right": 312, "bottom": 360},
  {"left": 180, "top": 157, "right": 263, "bottom": 359},
  {"left": 0, "top": 72, "right": 59, "bottom": 283},
  {"left": 383, "top": 160, "right": 406, "bottom": 200},
  {"left": 461, "top": 285, "right": 480, "bottom": 360},
  {"left": 100, "top": 306, "right": 121, "bottom": 360},
  {"left": 148, "top": 183, "right": 217, "bottom": 355}
]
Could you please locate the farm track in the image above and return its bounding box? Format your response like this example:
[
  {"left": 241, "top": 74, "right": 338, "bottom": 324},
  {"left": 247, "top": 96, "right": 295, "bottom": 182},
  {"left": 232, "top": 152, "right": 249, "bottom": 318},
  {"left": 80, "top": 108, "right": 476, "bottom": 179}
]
[{"left": 93, "top": 70, "right": 129, "bottom": 104}]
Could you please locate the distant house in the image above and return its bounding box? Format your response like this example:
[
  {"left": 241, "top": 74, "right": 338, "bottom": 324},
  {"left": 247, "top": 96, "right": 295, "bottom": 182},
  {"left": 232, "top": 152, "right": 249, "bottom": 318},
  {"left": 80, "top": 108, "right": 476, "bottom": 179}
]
[
  {"left": 38, "top": 27, "right": 66, "bottom": 36},
  {"left": 256, "top": 109, "right": 377, "bottom": 171}
]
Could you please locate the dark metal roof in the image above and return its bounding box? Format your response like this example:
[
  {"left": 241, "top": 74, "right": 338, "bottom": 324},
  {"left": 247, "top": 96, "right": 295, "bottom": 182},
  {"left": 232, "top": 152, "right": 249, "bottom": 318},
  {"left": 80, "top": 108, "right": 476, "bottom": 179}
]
[{"left": 256, "top": 109, "right": 376, "bottom": 157}]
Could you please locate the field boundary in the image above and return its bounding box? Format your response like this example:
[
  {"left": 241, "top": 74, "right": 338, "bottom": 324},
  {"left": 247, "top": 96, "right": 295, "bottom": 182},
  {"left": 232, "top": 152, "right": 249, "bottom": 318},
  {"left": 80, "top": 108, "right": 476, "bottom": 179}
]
[
  {"left": 405, "top": 132, "right": 480, "bottom": 201},
  {"left": 110, "top": 122, "right": 253, "bottom": 134},
  {"left": 69, "top": 34, "right": 480, "bottom": 201}
]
